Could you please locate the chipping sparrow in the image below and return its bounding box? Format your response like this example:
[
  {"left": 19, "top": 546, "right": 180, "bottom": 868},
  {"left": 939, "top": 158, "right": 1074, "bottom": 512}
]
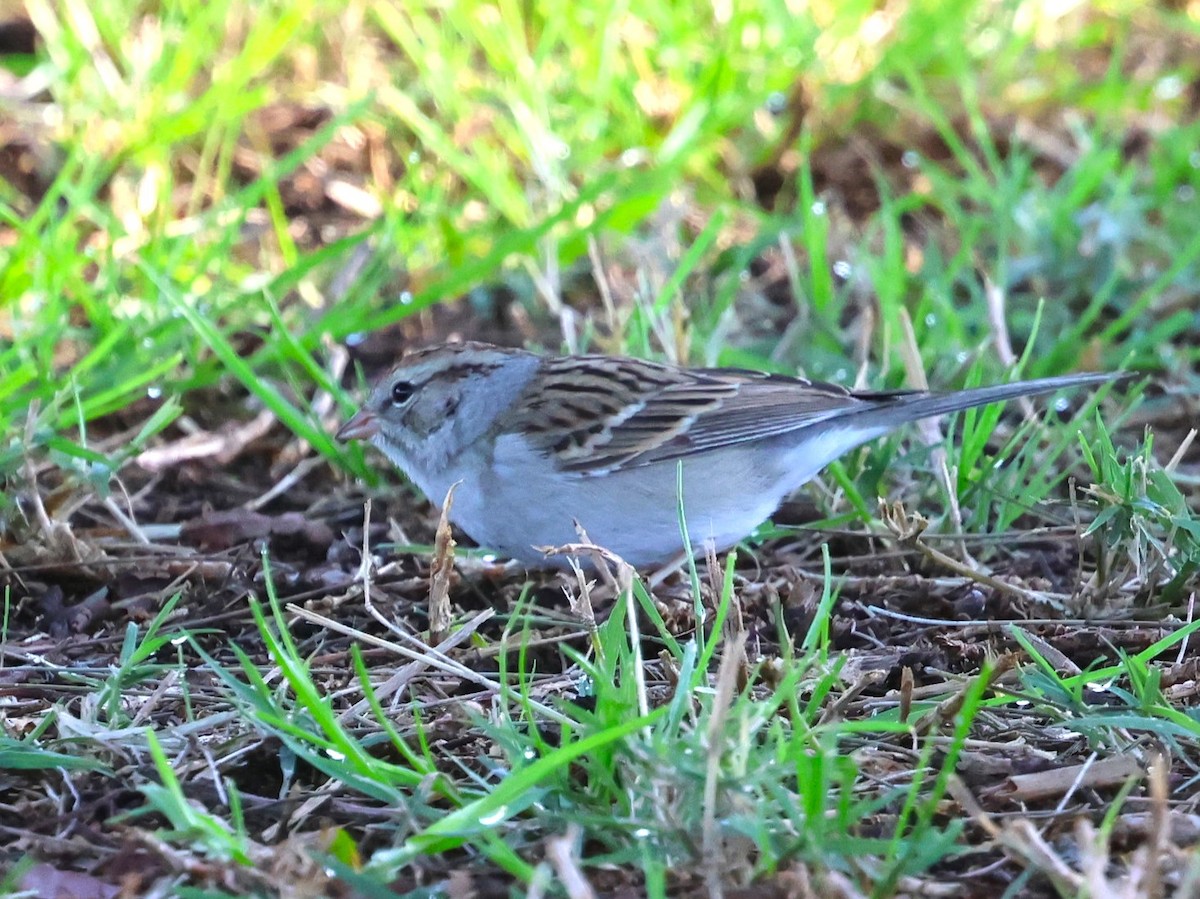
[{"left": 337, "top": 342, "right": 1119, "bottom": 568}]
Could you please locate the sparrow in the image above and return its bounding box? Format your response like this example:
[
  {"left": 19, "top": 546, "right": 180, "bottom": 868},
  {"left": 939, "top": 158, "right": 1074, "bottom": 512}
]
[{"left": 337, "top": 342, "right": 1120, "bottom": 568}]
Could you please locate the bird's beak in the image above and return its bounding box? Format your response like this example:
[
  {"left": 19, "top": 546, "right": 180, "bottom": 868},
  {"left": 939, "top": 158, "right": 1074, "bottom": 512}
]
[{"left": 336, "top": 409, "right": 379, "bottom": 441}]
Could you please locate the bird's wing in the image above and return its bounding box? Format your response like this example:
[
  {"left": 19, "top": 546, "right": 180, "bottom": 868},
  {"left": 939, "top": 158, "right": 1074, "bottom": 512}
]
[{"left": 515, "top": 356, "right": 908, "bottom": 474}]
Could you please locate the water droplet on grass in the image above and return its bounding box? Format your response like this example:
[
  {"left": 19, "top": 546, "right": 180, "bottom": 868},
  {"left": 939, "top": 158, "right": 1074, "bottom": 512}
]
[{"left": 479, "top": 806, "right": 507, "bottom": 826}]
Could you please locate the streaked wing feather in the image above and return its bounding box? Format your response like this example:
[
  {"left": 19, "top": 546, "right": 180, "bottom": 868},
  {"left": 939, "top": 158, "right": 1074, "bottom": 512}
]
[
  {"left": 520, "top": 358, "right": 894, "bottom": 474},
  {"left": 627, "top": 378, "right": 869, "bottom": 467}
]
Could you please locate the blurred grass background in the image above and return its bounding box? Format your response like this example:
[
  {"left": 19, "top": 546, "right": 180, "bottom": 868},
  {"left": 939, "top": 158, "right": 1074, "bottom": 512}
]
[{"left": 3, "top": 0, "right": 1195, "bottom": 505}]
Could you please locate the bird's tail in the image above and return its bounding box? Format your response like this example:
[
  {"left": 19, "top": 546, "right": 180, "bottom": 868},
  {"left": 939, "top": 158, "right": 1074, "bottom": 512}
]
[{"left": 850, "top": 371, "right": 1127, "bottom": 429}]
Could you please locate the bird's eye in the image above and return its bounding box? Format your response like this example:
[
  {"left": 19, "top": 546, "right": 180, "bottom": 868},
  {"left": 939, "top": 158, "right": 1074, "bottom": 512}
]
[{"left": 391, "top": 381, "right": 415, "bottom": 405}]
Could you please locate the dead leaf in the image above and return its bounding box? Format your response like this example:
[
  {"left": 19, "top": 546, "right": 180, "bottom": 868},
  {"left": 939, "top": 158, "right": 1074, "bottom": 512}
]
[{"left": 181, "top": 509, "right": 334, "bottom": 553}]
